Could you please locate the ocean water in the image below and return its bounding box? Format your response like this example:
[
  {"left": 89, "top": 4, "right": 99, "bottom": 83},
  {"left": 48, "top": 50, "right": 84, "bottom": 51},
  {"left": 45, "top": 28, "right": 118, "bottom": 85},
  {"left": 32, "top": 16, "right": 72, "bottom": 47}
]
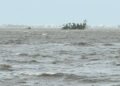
[
  {"left": 0, "top": 42, "right": 120, "bottom": 86},
  {"left": 0, "top": 29, "right": 120, "bottom": 86}
]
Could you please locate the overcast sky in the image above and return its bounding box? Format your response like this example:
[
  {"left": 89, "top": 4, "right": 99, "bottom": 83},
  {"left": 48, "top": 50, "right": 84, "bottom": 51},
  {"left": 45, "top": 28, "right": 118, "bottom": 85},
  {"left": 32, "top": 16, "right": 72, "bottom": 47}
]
[{"left": 0, "top": 0, "right": 120, "bottom": 26}]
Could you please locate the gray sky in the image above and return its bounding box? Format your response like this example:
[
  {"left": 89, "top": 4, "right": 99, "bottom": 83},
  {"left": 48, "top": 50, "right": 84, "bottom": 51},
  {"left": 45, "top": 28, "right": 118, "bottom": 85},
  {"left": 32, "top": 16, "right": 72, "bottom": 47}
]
[{"left": 0, "top": 0, "right": 120, "bottom": 26}]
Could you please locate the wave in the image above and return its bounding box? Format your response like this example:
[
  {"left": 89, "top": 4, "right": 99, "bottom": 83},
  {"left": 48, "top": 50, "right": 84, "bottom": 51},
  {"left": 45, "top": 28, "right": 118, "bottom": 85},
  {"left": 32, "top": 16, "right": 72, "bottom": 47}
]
[
  {"left": 6, "top": 59, "right": 38, "bottom": 64},
  {"left": 20, "top": 72, "right": 86, "bottom": 80},
  {"left": 19, "top": 72, "right": 119, "bottom": 83},
  {"left": 71, "top": 42, "right": 93, "bottom": 46},
  {"left": 0, "top": 64, "right": 12, "bottom": 71}
]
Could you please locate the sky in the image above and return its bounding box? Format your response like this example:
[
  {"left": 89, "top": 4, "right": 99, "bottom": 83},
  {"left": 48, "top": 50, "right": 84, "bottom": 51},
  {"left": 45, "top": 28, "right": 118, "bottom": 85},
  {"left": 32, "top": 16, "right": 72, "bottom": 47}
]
[{"left": 0, "top": 0, "right": 120, "bottom": 26}]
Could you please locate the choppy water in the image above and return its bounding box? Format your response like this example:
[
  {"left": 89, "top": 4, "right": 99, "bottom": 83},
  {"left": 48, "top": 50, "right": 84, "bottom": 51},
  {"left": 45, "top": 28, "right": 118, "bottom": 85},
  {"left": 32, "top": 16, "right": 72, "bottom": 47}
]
[{"left": 0, "top": 42, "right": 120, "bottom": 86}]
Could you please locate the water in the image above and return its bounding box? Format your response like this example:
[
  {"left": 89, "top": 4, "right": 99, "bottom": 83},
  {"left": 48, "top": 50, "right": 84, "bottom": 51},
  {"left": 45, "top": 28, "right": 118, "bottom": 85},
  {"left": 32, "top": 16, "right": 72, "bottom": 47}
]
[
  {"left": 0, "top": 43, "right": 120, "bottom": 86},
  {"left": 0, "top": 29, "right": 120, "bottom": 86}
]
